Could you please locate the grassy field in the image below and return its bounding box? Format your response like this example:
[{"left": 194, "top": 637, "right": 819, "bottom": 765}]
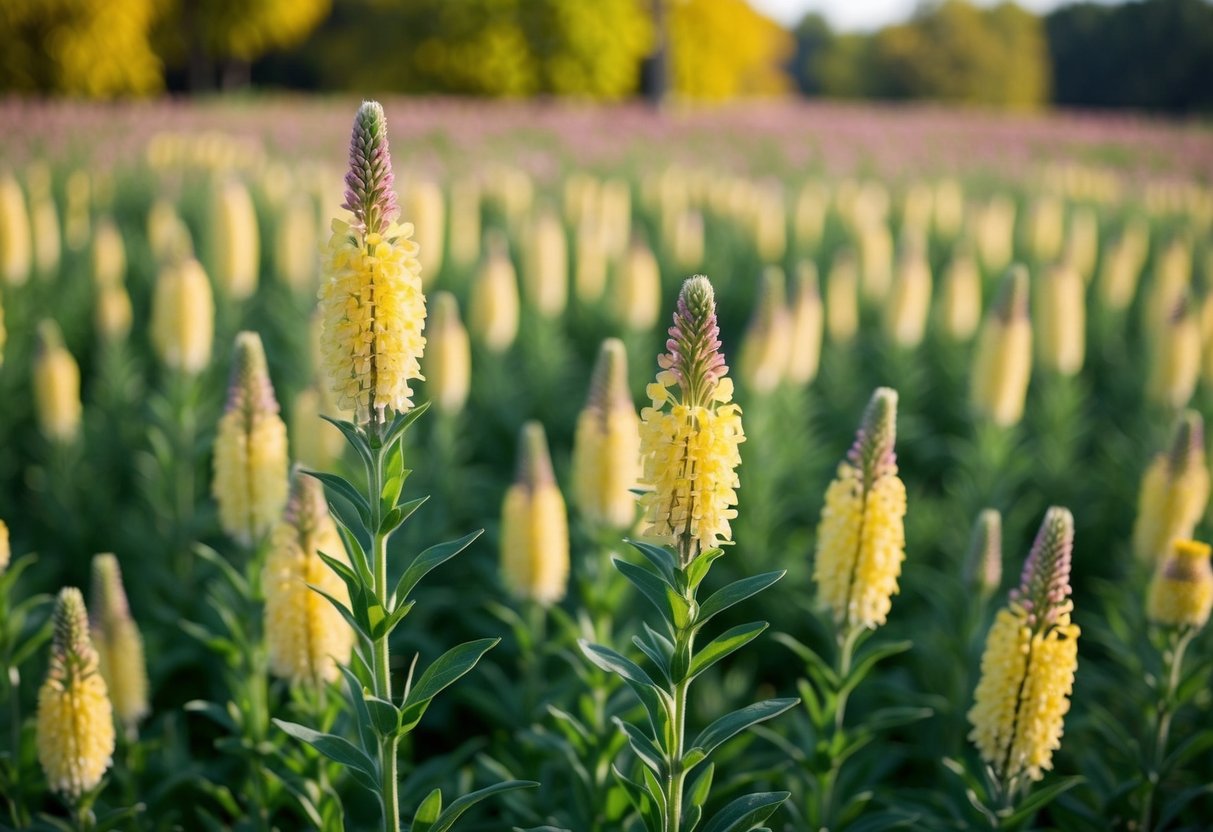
[{"left": 0, "top": 98, "right": 1212, "bottom": 831}]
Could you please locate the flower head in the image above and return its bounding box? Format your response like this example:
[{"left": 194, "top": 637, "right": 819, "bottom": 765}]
[
  {"left": 939, "top": 245, "right": 981, "bottom": 341},
  {"left": 501, "top": 422, "right": 569, "bottom": 605},
  {"left": 639, "top": 276, "right": 745, "bottom": 566},
  {"left": 813, "top": 387, "right": 907, "bottom": 631},
  {"left": 210, "top": 178, "right": 260, "bottom": 300},
  {"left": 1036, "top": 262, "right": 1085, "bottom": 376},
  {"left": 212, "top": 332, "right": 289, "bottom": 546},
  {"left": 1147, "top": 539, "right": 1213, "bottom": 629},
  {"left": 469, "top": 232, "right": 520, "bottom": 352},
  {"left": 971, "top": 266, "right": 1032, "bottom": 427},
  {"left": 573, "top": 339, "right": 641, "bottom": 531},
  {"left": 264, "top": 469, "right": 355, "bottom": 685},
  {"left": 320, "top": 101, "right": 426, "bottom": 424},
  {"left": 37, "top": 588, "right": 115, "bottom": 798},
  {"left": 1132, "top": 410, "right": 1209, "bottom": 564},
  {"left": 969, "top": 507, "right": 1079, "bottom": 787},
  {"left": 1149, "top": 293, "right": 1200, "bottom": 409},
  {"left": 34, "top": 321, "right": 82, "bottom": 444},
  {"left": 90, "top": 554, "right": 149, "bottom": 734},
  {"left": 150, "top": 257, "right": 214, "bottom": 375}
]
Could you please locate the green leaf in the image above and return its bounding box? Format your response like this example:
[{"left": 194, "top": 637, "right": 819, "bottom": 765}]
[
  {"left": 428, "top": 780, "right": 538, "bottom": 832},
  {"left": 685, "top": 761, "right": 715, "bottom": 810},
  {"left": 626, "top": 539, "right": 678, "bottom": 585},
  {"left": 615, "top": 558, "right": 680, "bottom": 626},
  {"left": 184, "top": 700, "right": 237, "bottom": 732},
  {"left": 273, "top": 719, "right": 378, "bottom": 788},
  {"left": 838, "top": 640, "right": 913, "bottom": 699},
  {"left": 193, "top": 544, "right": 249, "bottom": 597},
  {"left": 319, "top": 415, "right": 373, "bottom": 470},
  {"left": 382, "top": 401, "right": 431, "bottom": 449},
  {"left": 1002, "top": 776, "right": 1083, "bottom": 827},
  {"left": 365, "top": 694, "right": 401, "bottom": 738},
  {"left": 632, "top": 632, "right": 672, "bottom": 685},
  {"left": 332, "top": 513, "right": 373, "bottom": 587},
  {"left": 690, "top": 699, "right": 799, "bottom": 759},
  {"left": 689, "top": 622, "right": 768, "bottom": 680},
  {"left": 308, "top": 471, "right": 372, "bottom": 528},
  {"left": 685, "top": 548, "right": 725, "bottom": 590},
  {"left": 308, "top": 583, "right": 371, "bottom": 642},
  {"left": 612, "top": 767, "right": 661, "bottom": 832},
  {"left": 394, "top": 529, "right": 482, "bottom": 605},
  {"left": 772, "top": 632, "right": 839, "bottom": 689},
  {"left": 614, "top": 718, "right": 665, "bottom": 775},
  {"left": 579, "top": 641, "right": 658, "bottom": 689},
  {"left": 411, "top": 788, "right": 443, "bottom": 832},
  {"left": 697, "top": 571, "right": 785, "bottom": 626},
  {"left": 338, "top": 665, "right": 377, "bottom": 754},
  {"left": 700, "top": 791, "right": 790, "bottom": 832},
  {"left": 400, "top": 638, "right": 499, "bottom": 733}
]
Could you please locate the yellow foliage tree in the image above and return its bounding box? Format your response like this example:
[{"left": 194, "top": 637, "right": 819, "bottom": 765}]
[
  {"left": 667, "top": 0, "right": 793, "bottom": 100},
  {"left": 0, "top": 0, "right": 162, "bottom": 95}
]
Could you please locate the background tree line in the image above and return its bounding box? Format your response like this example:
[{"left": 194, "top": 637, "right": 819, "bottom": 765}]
[{"left": 0, "top": 0, "right": 1211, "bottom": 112}]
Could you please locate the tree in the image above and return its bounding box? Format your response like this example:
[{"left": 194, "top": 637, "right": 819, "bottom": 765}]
[
  {"left": 667, "top": 0, "right": 793, "bottom": 100},
  {"left": 0, "top": 0, "right": 162, "bottom": 96}
]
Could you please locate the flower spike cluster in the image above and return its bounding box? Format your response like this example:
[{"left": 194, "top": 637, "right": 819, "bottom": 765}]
[
  {"left": 501, "top": 422, "right": 570, "bottom": 605},
  {"left": 264, "top": 469, "right": 355, "bottom": 685},
  {"left": 212, "top": 331, "right": 290, "bottom": 546},
  {"left": 969, "top": 507, "right": 1080, "bottom": 787},
  {"left": 572, "top": 338, "right": 641, "bottom": 531},
  {"left": 90, "top": 554, "right": 149, "bottom": 735},
  {"left": 1132, "top": 410, "right": 1209, "bottom": 564},
  {"left": 813, "top": 387, "right": 908, "bottom": 631},
  {"left": 37, "top": 587, "right": 115, "bottom": 798},
  {"left": 639, "top": 276, "right": 745, "bottom": 566},
  {"left": 320, "top": 100, "right": 427, "bottom": 423}
]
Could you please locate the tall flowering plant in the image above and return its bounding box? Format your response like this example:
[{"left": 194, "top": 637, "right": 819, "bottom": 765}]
[
  {"left": 581, "top": 276, "right": 796, "bottom": 832},
  {"left": 272, "top": 100, "right": 534, "bottom": 832}
]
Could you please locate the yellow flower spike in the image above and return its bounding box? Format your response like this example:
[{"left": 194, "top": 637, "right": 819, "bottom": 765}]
[
  {"left": 33, "top": 321, "right": 82, "bottom": 444},
  {"left": 95, "top": 285, "right": 133, "bottom": 344},
  {"left": 1036, "top": 262, "right": 1085, "bottom": 376},
  {"left": 971, "top": 266, "right": 1033, "bottom": 428},
  {"left": 573, "top": 339, "right": 641, "bottom": 532},
  {"left": 1147, "top": 539, "right": 1213, "bottom": 629},
  {"left": 975, "top": 194, "right": 1016, "bottom": 274},
  {"left": 753, "top": 183, "right": 786, "bottom": 263},
  {"left": 1063, "top": 207, "right": 1099, "bottom": 284},
  {"left": 422, "top": 292, "right": 472, "bottom": 416},
  {"left": 274, "top": 193, "right": 318, "bottom": 291},
  {"left": 1145, "top": 236, "right": 1192, "bottom": 339},
  {"left": 786, "top": 260, "right": 823, "bottom": 386},
  {"left": 501, "top": 422, "right": 570, "bottom": 605},
  {"left": 613, "top": 235, "right": 661, "bottom": 332},
  {"left": 0, "top": 172, "right": 31, "bottom": 286},
  {"left": 89, "top": 554, "right": 149, "bottom": 736},
  {"left": 150, "top": 257, "right": 215, "bottom": 375},
  {"left": 938, "top": 245, "right": 982, "bottom": 341},
  {"left": 212, "top": 332, "right": 290, "bottom": 547},
  {"left": 448, "top": 177, "right": 481, "bottom": 268},
  {"left": 524, "top": 209, "right": 568, "bottom": 318},
  {"left": 210, "top": 178, "right": 260, "bottom": 300},
  {"left": 264, "top": 470, "right": 355, "bottom": 685},
  {"left": 27, "top": 165, "right": 61, "bottom": 280},
  {"left": 319, "top": 101, "right": 427, "bottom": 424},
  {"left": 826, "top": 248, "right": 859, "bottom": 345},
  {"left": 37, "top": 587, "right": 115, "bottom": 799},
  {"left": 884, "top": 236, "right": 932, "bottom": 349},
  {"left": 147, "top": 199, "right": 194, "bottom": 266},
  {"left": 1132, "top": 411, "right": 1209, "bottom": 564},
  {"left": 470, "top": 232, "right": 521, "bottom": 353},
  {"left": 739, "top": 266, "right": 792, "bottom": 394},
  {"left": 574, "top": 221, "right": 608, "bottom": 304},
  {"left": 933, "top": 178, "right": 965, "bottom": 239},
  {"left": 91, "top": 217, "right": 126, "bottom": 289},
  {"left": 813, "top": 387, "right": 907, "bottom": 632},
  {"left": 0, "top": 519, "right": 9, "bottom": 573},
  {"left": 969, "top": 508, "right": 1079, "bottom": 789},
  {"left": 639, "top": 276, "right": 745, "bottom": 567},
  {"left": 1149, "top": 294, "right": 1200, "bottom": 409},
  {"left": 404, "top": 180, "right": 445, "bottom": 285}
]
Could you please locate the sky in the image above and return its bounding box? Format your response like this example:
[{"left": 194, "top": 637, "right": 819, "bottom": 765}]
[{"left": 749, "top": 0, "right": 1116, "bottom": 30}]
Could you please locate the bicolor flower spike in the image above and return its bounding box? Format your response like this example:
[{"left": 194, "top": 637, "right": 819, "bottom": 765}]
[
  {"left": 90, "top": 554, "right": 149, "bottom": 735},
  {"left": 1132, "top": 410, "right": 1209, "bottom": 565},
  {"left": 971, "top": 266, "right": 1032, "bottom": 427},
  {"left": 969, "top": 507, "right": 1079, "bottom": 789},
  {"left": 37, "top": 588, "right": 115, "bottom": 799},
  {"left": 639, "top": 276, "right": 745, "bottom": 567},
  {"left": 212, "top": 332, "right": 290, "bottom": 546},
  {"left": 264, "top": 469, "right": 355, "bottom": 685},
  {"left": 319, "top": 100, "right": 427, "bottom": 423},
  {"left": 1147, "top": 539, "right": 1213, "bottom": 630},
  {"left": 964, "top": 508, "right": 1003, "bottom": 599},
  {"left": 501, "top": 422, "right": 570, "bottom": 605},
  {"left": 572, "top": 338, "right": 641, "bottom": 532},
  {"left": 813, "top": 387, "right": 908, "bottom": 631}
]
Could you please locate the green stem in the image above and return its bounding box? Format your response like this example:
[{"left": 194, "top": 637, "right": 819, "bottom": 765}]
[
  {"left": 818, "top": 626, "right": 861, "bottom": 828},
  {"left": 665, "top": 675, "right": 689, "bottom": 832},
  {"left": 367, "top": 424, "right": 400, "bottom": 832},
  {"left": 1140, "top": 627, "right": 1194, "bottom": 832},
  {"left": 524, "top": 601, "right": 547, "bottom": 721}
]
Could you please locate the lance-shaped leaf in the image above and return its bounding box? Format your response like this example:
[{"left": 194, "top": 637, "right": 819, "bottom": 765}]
[
  {"left": 688, "top": 621, "right": 768, "bottom": 681},
  {"left": 701, "top": 791, "right": 790, "bottom": 832},
  {"left": 400, "top": 638, "right": 499, "bottom": 733},
  {"left": 614, "top": 717, "right": 665, "bottom": 775},
  {"left": 697, "top": 571, "right": 786, "bottom": 626},
  {"left": 307, "top": 470, "right": 372, "bottom": 528},
  {"left": 615, "top": 558, "right": 684, "bottom": 627},
  {"left": 394, "top": 529, "right": 482, "bottom": 605},
  {"left": 689, "top": 698, "right": 799, "bottom": 760},
  {"left": 425, "top": 780, "right": 538, "bottom": 832},
  {"left": 273, "top": 719, "right": 379, "bottom": 793}
]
